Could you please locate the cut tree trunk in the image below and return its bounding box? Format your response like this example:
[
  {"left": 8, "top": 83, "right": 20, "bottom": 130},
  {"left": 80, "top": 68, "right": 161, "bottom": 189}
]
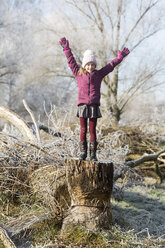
[{"left": 62, "top": 158, "right": 114, "bottom": 232}]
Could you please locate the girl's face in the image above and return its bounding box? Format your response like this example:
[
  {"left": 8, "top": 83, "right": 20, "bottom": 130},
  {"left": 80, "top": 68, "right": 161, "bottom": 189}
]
[{"left": 85, "top": 62, "right": 96, "bottom": 73}]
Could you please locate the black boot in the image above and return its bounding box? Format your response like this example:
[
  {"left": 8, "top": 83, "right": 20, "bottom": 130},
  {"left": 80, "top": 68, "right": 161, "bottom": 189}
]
[
  {"left": 90, "top": 141, "right": 98, "bottom": 161},
  {"left": 79, "top": 141, "right": 87, "bottom": 160}
]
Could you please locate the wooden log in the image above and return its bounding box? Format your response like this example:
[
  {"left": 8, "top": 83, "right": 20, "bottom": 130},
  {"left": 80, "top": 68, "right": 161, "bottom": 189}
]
[{"left": 62, "top": 158, "right": 114, "bottom": 232}]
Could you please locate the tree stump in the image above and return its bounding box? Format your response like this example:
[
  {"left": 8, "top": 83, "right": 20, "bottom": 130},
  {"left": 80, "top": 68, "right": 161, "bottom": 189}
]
[{"left": 62, "top": 158, "right": 114, "bottom": 232}]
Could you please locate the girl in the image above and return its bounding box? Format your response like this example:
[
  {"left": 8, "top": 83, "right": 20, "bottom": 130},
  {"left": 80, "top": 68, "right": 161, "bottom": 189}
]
[{"left": 59, "top": 37, "right": 130, "bottom": 161}]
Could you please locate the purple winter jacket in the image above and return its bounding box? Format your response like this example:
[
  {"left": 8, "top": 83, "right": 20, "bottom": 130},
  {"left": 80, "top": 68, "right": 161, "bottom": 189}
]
[{"left": 64, "top": 48, "right": 123, "bottom": 106}]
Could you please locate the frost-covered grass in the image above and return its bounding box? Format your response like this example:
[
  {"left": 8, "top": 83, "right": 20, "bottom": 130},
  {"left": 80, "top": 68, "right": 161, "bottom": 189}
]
[{"left": 112, "top": 182, "right": 165, "bottom": 240}]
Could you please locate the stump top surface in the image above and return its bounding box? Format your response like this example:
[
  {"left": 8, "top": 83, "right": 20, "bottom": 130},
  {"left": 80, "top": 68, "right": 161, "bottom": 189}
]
[{"left": 65, "top": 157, "right": 113, "bottom": 167}]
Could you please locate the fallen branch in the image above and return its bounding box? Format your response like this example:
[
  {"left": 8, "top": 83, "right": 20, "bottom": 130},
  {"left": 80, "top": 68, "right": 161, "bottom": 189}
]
[
  {"left": 114, "top": 149, "right": 165, "bottom": 182},
  {"left": 125, "top": 149, "right": 165, "bottom": 168},
  {"left": 38, "top": 123, "right": 62, "bottom": 137},
  {"left": 0, "top": 106, "right": 36, "bottom": 143}
]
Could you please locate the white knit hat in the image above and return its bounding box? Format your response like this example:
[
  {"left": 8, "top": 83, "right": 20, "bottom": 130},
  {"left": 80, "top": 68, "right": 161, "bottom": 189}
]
[{"left": 82, "top": 50, "right": 97, "bottom": 68}]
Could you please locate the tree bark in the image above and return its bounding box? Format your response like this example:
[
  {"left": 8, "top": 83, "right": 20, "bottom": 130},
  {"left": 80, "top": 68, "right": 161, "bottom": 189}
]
[
  {"left": 109, "top": 68, "right": 120, "bottom": 125},
  {"left": 62, "top": 158, "right": 114, "bottom": 232}
]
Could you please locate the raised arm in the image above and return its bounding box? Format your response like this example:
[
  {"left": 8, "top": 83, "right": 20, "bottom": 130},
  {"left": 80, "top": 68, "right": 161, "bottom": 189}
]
[
  {"left": 59, "top": 37, "right": 80, "bottom": 77},
  {"left": 99, "top": 47, "right": 130, "bottom": 78}
]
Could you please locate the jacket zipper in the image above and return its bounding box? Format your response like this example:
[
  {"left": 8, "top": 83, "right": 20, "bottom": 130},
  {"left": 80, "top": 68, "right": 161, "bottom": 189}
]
[{"left": 88, "top": 74, "right": 90, "bottom": 104}]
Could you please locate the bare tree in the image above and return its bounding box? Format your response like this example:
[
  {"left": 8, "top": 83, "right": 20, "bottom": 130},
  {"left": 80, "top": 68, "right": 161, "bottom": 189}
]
[
  {"left": 51, "top": 0, "right": 165, "bottom": 125},
  {"left": 0, "top": 0, "right": 45, "bottom": 112},
  {"left": 0, "top": 0, "right": 21, "bottom": 108}
]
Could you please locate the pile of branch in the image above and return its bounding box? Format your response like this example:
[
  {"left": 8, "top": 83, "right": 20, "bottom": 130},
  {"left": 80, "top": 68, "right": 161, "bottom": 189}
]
[
  {"left": 101, "top": 125, "right": 165, "bottom": 181},
  {"left": 101, "top": 126, "right": 159, "bottom": 156}
]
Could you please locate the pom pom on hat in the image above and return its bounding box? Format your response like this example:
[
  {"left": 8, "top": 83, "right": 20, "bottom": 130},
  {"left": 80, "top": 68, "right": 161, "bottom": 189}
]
[{"left": 82, "top": 50, "right": 97, "bottom": 68}]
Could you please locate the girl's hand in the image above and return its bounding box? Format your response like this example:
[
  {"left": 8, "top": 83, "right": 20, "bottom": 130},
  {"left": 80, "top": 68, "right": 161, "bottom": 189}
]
[
  {"left": 59, "top": 37, "right": 70, "bottom": 50},
  {"left": 121, "top": 47, "right": 130, "bottom": 57},
  {"left": 118, "top": 47, "right": 130, "bottom": 59}
]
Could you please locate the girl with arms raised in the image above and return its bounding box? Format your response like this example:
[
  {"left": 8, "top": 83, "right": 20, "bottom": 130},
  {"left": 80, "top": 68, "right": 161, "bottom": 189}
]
[{"left": 59, "top": 37, "right": 130, "bottom": 161}]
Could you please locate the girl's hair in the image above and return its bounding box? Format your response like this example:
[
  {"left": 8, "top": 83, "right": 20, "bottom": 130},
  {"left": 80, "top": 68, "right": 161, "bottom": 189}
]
[{"left": 78, "top": 67, "right": 88, "bottom": 75}]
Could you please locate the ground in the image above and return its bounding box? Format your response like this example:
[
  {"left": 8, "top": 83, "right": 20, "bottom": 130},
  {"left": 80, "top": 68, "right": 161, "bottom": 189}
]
[{"left": 0, "top": 123, "right": 165, "bottom": 247}]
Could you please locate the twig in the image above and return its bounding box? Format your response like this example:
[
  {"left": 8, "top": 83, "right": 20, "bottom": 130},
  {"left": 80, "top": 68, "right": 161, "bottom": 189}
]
[{"left": 23, "top": 99, "right": 41, "bottom": 145}]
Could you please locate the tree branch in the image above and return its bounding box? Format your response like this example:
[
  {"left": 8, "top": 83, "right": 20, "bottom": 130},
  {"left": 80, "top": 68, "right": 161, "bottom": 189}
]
[
  {"left": 0, "top": 106, "right": 36, "bottom": 143},
  {"left": 23, "top": 99, "right": 41, "bottom": 146},
  {"left": 131, "top": 29, "right": 161, "bottom": 51},
  {"left": 122, "top": 1, "right": 158, "bottom": 47},
  {"left": 114, "top": 148, "right": 165, "bottom": 181}
]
